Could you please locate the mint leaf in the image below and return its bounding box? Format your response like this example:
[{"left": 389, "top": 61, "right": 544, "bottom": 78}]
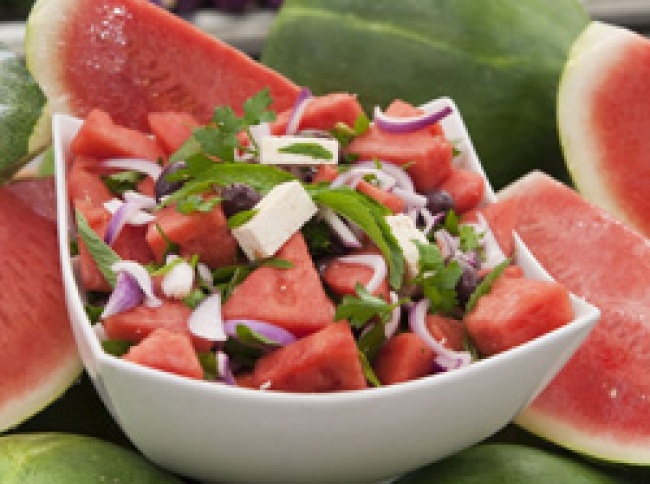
[
  {"left": 465, "top": 258, "right": 512, "bottom": 313},
  {"left": 278, "top": 142, "right": 333, "bottom": 160},
  {"left": 75, "top": 209, "right": 120, "bottom": 287},
  {"left": 227, "top": 209, "right": 258, "bottom": 229}
]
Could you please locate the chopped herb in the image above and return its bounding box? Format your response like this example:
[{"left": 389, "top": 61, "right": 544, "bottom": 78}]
[
  {"left": 359, "top": 351, "right": 382, "bottom": 387},
  {"left": 301, "top": 218, "right": 335, "bottom": 258},
  {"left": 149, "top": 256, "right": 184, "bottom": 277},
  {"left": 176, "top": 195, "right": 222, "bottom": 215},
  {"left": 459, "top": 224, "right": 483, "bottom": 253},
  {"left": 411, "top": 241, "right": 463, "bottom": 315},
  {"left": 69, "top": 239, "right": 79, "bottom": 257},
  {"left": 444, "top": 209, "right": 460, "bottom": 235},
  {"left": 335, "top": 283, "right": 406, "bottom": 329},
  {"left": 465, "top": 258, "right": 512, "bottom": 313},
  {"left": 278, "top": 142, "right": 333, "bottom": 160},
  {"left": 235, "top": 324, "right": 283, "bottom": 348},
  {"left": 198, "top": 352, "right": 217, "bottom": 380},
  {"left": 154, "top": 223, "right": 179, "bottom": 260},
  {"left": 101, "top": 170, "right": 145, "bottom": 196},
  {"left": 75, "top": 209, "right": 120, "bottom": 287},
  {"left": 357, "top": 318, "right": 388, "bottom": 362},
  {"left": 330, "top": 112, "right": 370, "bottom": 147},
  {"left": 183, "top": 288, "right": 207, "bottom": 309},
  {"left": 227, "top": 209, "right": 259, "bottom": 229},
  {"left": 84, "top": 304, "right": 104, "bottom": 325},
  {"left": 102, "top": 339, "right": 133, "bottom": 357},
  {"left": 223, "top": 338, "right": 264, "bottom": 369}
]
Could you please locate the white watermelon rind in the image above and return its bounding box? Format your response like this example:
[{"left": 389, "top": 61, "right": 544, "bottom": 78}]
[
  {"left": 502, "top": 172, "right": 650, "bottom": 466},
  {"left": 0, "top": 352, "right": 82, "bottom": 433},
  {"left": 558, "top": 21, "right": 645, "bottom": 230}
]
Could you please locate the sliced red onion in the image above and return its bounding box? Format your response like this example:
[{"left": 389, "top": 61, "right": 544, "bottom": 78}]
[
  {"left": 102, "top": 158, "right": 163, "bottom": 180},
  {"left": 188, "top": 292, "right": 226, "bottom": 342},
  {"left": 161, "top": 255, "right": 195, "bottom": 299},
  {"left": 111, "top": 261, "right": 161, "bottom": 308},
  {"left": 384, "top": 291, "right": 401, "bottom": 339},
  {"left": 336, "top": 254, "right": 387, "bottom": 295},
  {"left": 434, "top": 229, "right": 460, "bottom": 261},
  {"left": 374, "top": 105, "right": 453, "bottom": 134},
  {"left": 392, "top": 187, "right": 427, "bottom": 209},
  {"left": 123, "top": 190, "right": 157, "bottom": 210},
  {"left": 420, "top": 208, "right": 445, "bottom": 236},
  {"left": 197, "top": 262, "right": 215, "bottom": 291},
  {"left": 354, "top": 160, "right": 415, "bottom": 193},
  {"left": 465, "top": 213, "right": 507, "bottom": 270},
  {"left": 101, "top": 271, "right": 144, "bottom": 319},
  {"left": 216, "top": 351, "right": 236, "bottom": 386},
  {"left": 104, "top": 199, "right": 156, "bottom": 245},
  {"left": 318, "top": 207, "right": 362, "bottom": 249},
  {"left": 409, "top": 299, "right": 472, "bottom": 371},
  {"left": 224, "top": 319, "right": 297, "bottom": 347},
  {"left": 285, "top": 87, "right": 313, "bottom": 136}
]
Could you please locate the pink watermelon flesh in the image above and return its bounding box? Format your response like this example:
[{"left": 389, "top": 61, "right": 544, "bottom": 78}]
[
  {"left": 592, "top": 34, "right": 650, "bottom": 236},
  {"left": 0, "top": 179, "right": 81, "bottom": 431},
  {"left": 47, "top": 0, "right": 299, "bottom": 131},
  {"left": 500, "top": 171, "right": 650, "bottom": 464}
]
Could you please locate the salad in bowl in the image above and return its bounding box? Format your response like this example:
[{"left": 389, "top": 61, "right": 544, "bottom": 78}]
[{"left": 54, "top": 89, "right": 599, "bottom": 483}]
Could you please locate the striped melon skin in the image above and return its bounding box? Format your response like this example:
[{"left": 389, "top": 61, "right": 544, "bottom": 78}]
[
  {"left": 0, "top": 47, "right": 48, "bottom": 182},
  {"left": 261, "top": 0, "right": 589, "bottom": 189}
]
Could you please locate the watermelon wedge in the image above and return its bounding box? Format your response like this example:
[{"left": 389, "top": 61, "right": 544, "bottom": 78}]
[
  {"left": 25, "top": 0, "right": 299, "bottom": 132},
  {"left": 0, "top": 178, "right": 82, "bottom": 432},
  {"left": 500, "top": 171, "right": 650, "bottom": 465},
  {"left": 558, "top": 22, "right": 650, "bottom": 238}
]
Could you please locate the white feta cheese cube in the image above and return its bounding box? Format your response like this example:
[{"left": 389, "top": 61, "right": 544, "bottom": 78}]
[
  {"left": 385, "top": 214, "right": 429, "bottom": 277},
  {"left": 232, "top": 180, "right": 317, "bottom": 260},
  {"left": 260, "top": 135, "right": 339, "bottom": 166}
]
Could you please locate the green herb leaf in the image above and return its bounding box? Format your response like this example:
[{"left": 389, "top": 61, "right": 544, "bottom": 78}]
[
  {"left": 101, "top": 170, "right": 145, "bottom": 196},
  {"left": 84, "top": 304, "right": 104, "bottom": 325},
  {"left": 309, "top": 186, "right": 404, "bottom": 289},
  {"left": 227, "top": 209, "right": 259, "bottom": 229},
  {"left": 260, "top": 258, "right": 294, "bottom": 269},
  {"left": 183, "top": 288, "right": 207, "bottom": 309},
  {"left": 459, "top": 224, "right": 483, "bottom": 253},
  {"left": 465, "top": 258, "right": 512, "bottom": 313},
  {"left": 330, "top": 112, "right": 370, "bottom": 147},
  {"left": 153, "top": 223, "right": 179, "bottom": 260},
  {"left": 335, "top": 283, "right": 404, "bottom": 329},
  {"left": 444, "top": 210, "right": 460, "bottom": 235},
  {"left": 412, "top": 241, "right": 463, "bottom": 315},
  {"left": 235, "top": 324, "right": 283, "bottom": 348},
  {"left": 278, "top": 142, "right": 334, "bottom": 160},
  {"left": 198, "top": 352, "right": 217, "bottom": 380},
  {"left": 75, "top": 209, "right": 120, "bottom": 287},
  {"left": 176, "top": 195, "right": 222, "bottom": 215},
  {"left": 102, "top": 339, "right": 133, "bottom": 357},
  {"left": 358, "top": 351, "right": 382, "bottom": 387},
  {"left": 357, "top": 318, "right": 387, "bottom": 363}
]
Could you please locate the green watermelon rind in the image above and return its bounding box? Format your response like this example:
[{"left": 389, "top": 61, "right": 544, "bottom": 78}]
[
  {"left": 0, "top": 433, "right": 183, "bottom": 483},
  {"left": 557, "top": 21, "right": 642, "bottom": 231},
  {"left": 261, "top": 0, "right": 590, "bottom": 189},
  {"left": 0, "top": 46, "right": 49, "bottom": 182}
]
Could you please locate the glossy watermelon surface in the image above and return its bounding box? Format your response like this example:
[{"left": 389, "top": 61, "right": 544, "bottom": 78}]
[
  {"left": 25, "top": 0, "right": 299, "bottom": 132},
  {"left": 500, "top": 171, "right": 650, "bottom": 465}
]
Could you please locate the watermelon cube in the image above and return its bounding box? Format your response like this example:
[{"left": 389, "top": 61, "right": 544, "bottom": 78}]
[
  {"left": 123, "top": 328, "right": 204, "bottom": 380},
  {"left": 373, "top": 333, "right": 435, "bottom": 385},
  {"left": 248, "top": 322, "right": 367, "bottom": 392},
  {"left": 465, "top": 277, "right": 574, "bottom": 356}
]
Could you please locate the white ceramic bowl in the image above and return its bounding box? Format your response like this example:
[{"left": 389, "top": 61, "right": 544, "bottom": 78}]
[{"left": 54, "top": 98, "right": 600, "bottom": 484}]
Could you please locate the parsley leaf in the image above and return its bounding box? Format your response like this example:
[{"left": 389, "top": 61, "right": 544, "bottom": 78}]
[
  {"left": 278, "top": 142, "right": 333, "bottom": 160},
  {"left": 459, "top": 224, "right": 483, "bottom": 253},
  {"left": 335, "top": 283, "right": 405, "bottom": 329},
  {"left": 465, "top": 258, "right": 512, "bottom": 313},
  {"left": 411, "top": 241, "right": 463, "bottom": 315},
  {"left": 75, "top": 209, "right": 120, "bottom": 287}
]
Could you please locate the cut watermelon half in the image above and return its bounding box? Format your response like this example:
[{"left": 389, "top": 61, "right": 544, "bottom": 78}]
[
  {"left": 0, "top": 178, "right": 82, "bottom": 432},
  {"left": 558, "top": 21, "right": 650, "bottom": 237},
  {"left": 500, "top": 171, "right": 650, "bottom": 465},
  {"left": 25, "top": 0, "right": 299, "bottom": 133}
]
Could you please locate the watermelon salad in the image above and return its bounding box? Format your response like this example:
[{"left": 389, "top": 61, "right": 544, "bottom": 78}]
[{"left": 65, "top": 88, "right": 575, "bottom": 392}]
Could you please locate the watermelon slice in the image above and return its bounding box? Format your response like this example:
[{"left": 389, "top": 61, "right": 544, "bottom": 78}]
[
  {"left": 25, "top": 0, "right": 300, "bottom": 132},
  {"left": 558, "top": 22, "right": 650, "bottom": 238},
  {"left": 500, "top": 171, "right": 650, "bottom": 465},
  {"left": 0, "top": 179, "right": 82, "bottom": 432}
]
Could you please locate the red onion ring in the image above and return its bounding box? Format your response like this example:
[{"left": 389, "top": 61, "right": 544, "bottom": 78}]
[
  {"left": 102, "top": 158, "right": 163, "bottom": 180},
  {"left": 223, "top": 319, "right": 297, "bottom": 347},
  {"left": 318, "top": 207, "right": 362, "bottom": 249},
  {"left": 408, "top": 299, "right": 472, "bottom": 371},
  {"left": 104, "top": 198, "right": 155, "bottom": 245},
  {"left": 465, "top": 213, "right": 506, "bottom": 270},
  {"left": 216, "top": 351, "right": 237, "bottom": 386},
  {"left": 111, "top": 261, "right": 161, "bottom": 308},
  {"left": 374, "top": 105, "right": 453, "bottom": 134},
  {"left": 336, "top": 253, "right": 387, "bottom": 295},
  {"left": 188, "top": 292, "right": 227, "bottom": 342},
  {"left": 420, "top": 208, "right": 445, "bottom": 236},
  {"left": 123, "top": 190, "right": 157, "bottom": 210},
  {"left": 353, "top": 160, "right": 415, "bottom": 192},
  {"left": 197, "top": 262, "right": 215, "bottom": 291},
  {"left": 285, "top": 87, "right": 313, "bottom": 136},
  {"left": 392, "top": 188, "right": 427, "bottom": 209},
  {"left": 101, "top": 271, "right": 144, "bottom": 319},
  {"left": 434, "top": 229, "right": 460, "bottom": 261},
  {"left": 384, "top": 291, "right": 401, "bottom": 339}
]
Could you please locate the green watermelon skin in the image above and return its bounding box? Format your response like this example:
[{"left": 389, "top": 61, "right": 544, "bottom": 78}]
[
  {"left": 500, "top": 172, "right": 650, "bottom": 465},
  {"left": 262, "top": 0, "right": 589, "bottom": 189}
]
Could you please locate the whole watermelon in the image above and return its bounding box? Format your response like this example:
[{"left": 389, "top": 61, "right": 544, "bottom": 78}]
[{"left": 262, "top": 0, "right": 589, "bottom": 189}]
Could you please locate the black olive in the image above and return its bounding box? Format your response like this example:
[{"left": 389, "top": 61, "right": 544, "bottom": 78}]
[
  {"left": 154, "top": 161, "right": 188, "bottom": 202},
  {"left": 220, "top": 183, "right": 262, "bottom": 217},
  {"left": 456, "top": 265, "right": 481, "bottom": 307},
  {"left": 425, "top": 189, "right": 455, "bottom": 214}
]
